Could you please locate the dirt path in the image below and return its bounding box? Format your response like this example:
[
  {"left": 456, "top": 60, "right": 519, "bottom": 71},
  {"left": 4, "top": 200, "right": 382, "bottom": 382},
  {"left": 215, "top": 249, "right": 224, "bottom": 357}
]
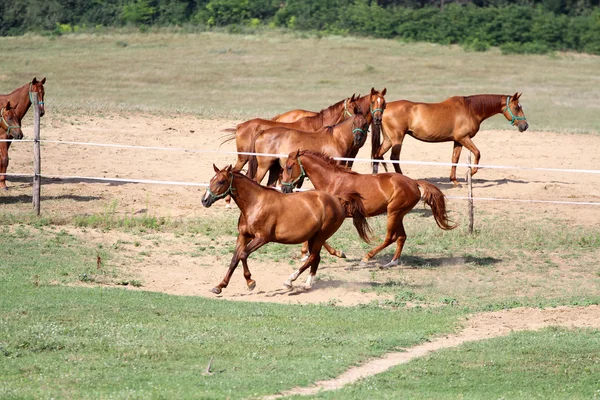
[{"left": 265, "top": 305, "right": 600, "bottom": 398}]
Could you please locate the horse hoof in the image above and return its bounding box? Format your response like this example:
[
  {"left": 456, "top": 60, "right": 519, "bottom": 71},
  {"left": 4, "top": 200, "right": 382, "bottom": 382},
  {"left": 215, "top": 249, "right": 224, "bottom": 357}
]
[
  {"left": 380, "top": 260, "right": 399, "bottom": 269},
  {"left": 300, "top": 255, "right": 309, "bottom": 262},
  {"left": 338, "top": 251, "right": 347, "bottom": 259},
  {"left": 211, "top": 287, "right": 222, "bottom": 294},
  {"left": 283, "top": 282, "right": 293, "bottom": 289},
  {"left": 225, "top": 203, "right": 232, "bottom": 209},
  {"left": 359, "top": 260, "right": 370, "bottom": 267},
  {"left": 0, "top": 186, "right": 8, "bottom": 191},
  {"left": 247, "top": 280, "right": 256, "bottom": 291}
]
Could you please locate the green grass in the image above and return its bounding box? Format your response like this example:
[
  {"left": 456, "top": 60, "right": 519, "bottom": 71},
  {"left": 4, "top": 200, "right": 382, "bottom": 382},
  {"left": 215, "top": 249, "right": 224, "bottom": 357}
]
[
  {"left": 306, "top": 327, "right": 600, "bottom": 400},
  {"left": 0, "top": 31, "right": 599, "bottom": 132},
  {"left": 0, "top": 228, "right": 462, "bottom": 399}
]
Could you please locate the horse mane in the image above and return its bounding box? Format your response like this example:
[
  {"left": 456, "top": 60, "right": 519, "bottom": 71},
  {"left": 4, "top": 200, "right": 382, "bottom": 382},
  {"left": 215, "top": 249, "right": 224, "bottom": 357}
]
[
  {"left": 299, "top": 150, "right": 360, "bottom": 175},
  {"left": 232, "top": 171, "right": 281, "bottom": 193},
  {"left": 463, "top": 94, "right": 501, "bottom": 117},
  {"left": 1, "top": 83, "right": 27, "bottom": 97}
]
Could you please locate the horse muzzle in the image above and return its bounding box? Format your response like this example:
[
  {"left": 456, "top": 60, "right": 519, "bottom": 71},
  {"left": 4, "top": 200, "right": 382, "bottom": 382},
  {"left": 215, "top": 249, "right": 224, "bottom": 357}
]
[
  {"left": 518, "top": 122, "right": 529, "bottom": 132},
  {"left": 281, "top": 184, "right": 294, "bottom": 194},
  {"left": 201, "top": 191, "right": 214, "bottom": 208},
  {"left": 39, "top": 107, "right": 45, "bottom": 117},
  {"left": 373, "top": 117, "right": 382, "bottom": 126},
  {"left": 9, "top": 129, "right": 23, "bottom": 140}
]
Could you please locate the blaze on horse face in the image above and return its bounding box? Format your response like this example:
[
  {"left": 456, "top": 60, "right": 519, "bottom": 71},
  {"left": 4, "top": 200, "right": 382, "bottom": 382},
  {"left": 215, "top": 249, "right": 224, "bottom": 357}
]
[
  {"left": 0, "top": 102, "right": 23, "bottom": 140},
  {"left": 503, "top": 92, "right": 528, "bottom": 132},
  {"left": 202, "top": 164, "right": 233, "bottom": 208},
  {"left": 370, "top": 87, "right": 387, "bottom": 126}
]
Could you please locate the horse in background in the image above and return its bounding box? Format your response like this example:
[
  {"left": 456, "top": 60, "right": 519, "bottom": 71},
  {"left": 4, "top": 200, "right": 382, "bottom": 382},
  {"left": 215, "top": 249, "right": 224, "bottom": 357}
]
[
  {"left": 281, "top": 151, "right": 456, "bottom": 268},
  {"left": 371, "top": 93, "right": 528, "bottom": 185},
  {"left": 246, "top": 107, "right": 369, "bottom": 187},
  {"left": 0, "top": 103, "right": 24, "bottom": 189},
  {"left": 0, "top": 77, "right": 47, "bottom": 189},
  {"left": 201, "top": 165, "right": 372, "bottom": 293}
]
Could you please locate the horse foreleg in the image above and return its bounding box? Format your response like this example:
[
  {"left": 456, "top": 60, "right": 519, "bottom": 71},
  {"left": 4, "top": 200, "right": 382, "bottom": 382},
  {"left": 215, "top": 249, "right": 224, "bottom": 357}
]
[
  {"left": 0, "top": 140, "right": 9, "bottom": 190},
  {"left": 372, "top": 137, "right": 392, "bottom": 174},
  {"left": 458, "top": 137, "right": 481, "bottom": 177},
  {"left": 213, "top": 234, "right": 250, "bottom": 294},
  {"left": 450, "top": 141, "right": 463, "bottom": 186},
  {"left": 239, "top": 236, "right": 269, "bottom": 291},
  {"left": 390, "top": 143, "right": 403, "bottom": 174}
]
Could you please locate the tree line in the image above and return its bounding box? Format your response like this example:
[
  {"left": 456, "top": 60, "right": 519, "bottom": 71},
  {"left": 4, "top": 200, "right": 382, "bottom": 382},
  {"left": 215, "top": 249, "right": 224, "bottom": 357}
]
[{"left": 1, "top": 0, "right": 599, "bottom": 54}]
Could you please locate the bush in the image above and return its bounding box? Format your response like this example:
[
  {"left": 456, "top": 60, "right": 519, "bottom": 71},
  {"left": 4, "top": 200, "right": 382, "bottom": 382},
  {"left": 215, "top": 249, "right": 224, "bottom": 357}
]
[{"left": 500, "top": 41, "right": 553, "bottom": 54}]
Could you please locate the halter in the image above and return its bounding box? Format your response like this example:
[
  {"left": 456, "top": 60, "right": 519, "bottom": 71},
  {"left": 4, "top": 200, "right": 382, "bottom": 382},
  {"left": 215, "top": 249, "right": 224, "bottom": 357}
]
[
  {"left": 281, "top": 157, "right": 306, "bottom": 190},
  {"left": 205, "top": 173, "right": 236, "bottom": 202},
  {"left": 29, "top": 83, "right": 44, "bottom": 106},
  {"left": 343, "top": 98, "right": 354, "bottom": 118},
  {"left": 370, "top": 101, "right": 384, "bottom": 118},
  {"left": 503, "top": 96, "right": 526, "bottom": 126},
  {"left": 0, "top": 107, "right": 21, "bottom": 138},
  {"left": 352, "top": 127, "right": 367, "bottom": 146}
]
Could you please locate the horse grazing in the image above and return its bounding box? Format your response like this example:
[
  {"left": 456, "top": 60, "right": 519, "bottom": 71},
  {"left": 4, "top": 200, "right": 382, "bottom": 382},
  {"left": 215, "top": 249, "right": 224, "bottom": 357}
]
[
  {"left": 201, "top": 164, "right": 372, "bottom": 293},
  {"left": 222, "top": 94, "right": 359, "bottom": 173},
  {"left": 0, "top": 77, "right": 47, "bottom": 189},
  {"left": 0, "top": 103, "right": 24, "bottom": 190},
  {"left": 281, "top": 151, "right": 457, "bottom": 268},
  {"left": 246, "top": 108, "right": 369, "bottom": 186},
  {"left": 371, "top": 93, "right": 528, "bottom": 185}
]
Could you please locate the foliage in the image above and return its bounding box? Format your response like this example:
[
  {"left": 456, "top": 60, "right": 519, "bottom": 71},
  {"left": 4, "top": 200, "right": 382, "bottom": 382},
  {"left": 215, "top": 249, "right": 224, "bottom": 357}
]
[{"left": 1, "top": 0, "right": 599, "bottom": 54}]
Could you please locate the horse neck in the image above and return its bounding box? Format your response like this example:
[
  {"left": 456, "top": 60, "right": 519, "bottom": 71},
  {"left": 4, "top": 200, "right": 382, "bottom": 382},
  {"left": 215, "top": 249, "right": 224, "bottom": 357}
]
[
  {"left": 320, "top": 100, "right": 345, "bottom": 125},
  {"left": 229, "top": 172, "right": 271, "bottom": 213},
  {"left": 299, "top": 155, "right": 340, "bottom": 190},
  {"left": 8, "top": 84, "right": 32, "bottom": 121},
  {"left": 332, "top": 117, "right": 355, "bottom": 149},
  {"left": 465, "top": 94, "right": 504, "bottom": 123}
]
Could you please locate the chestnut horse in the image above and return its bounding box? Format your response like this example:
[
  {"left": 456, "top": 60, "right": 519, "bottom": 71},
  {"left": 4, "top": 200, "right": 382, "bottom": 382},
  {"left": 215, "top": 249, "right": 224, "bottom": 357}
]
[
  {"left": 201, "top": 165, "right": 372, "bottom": 293},
  {"left": 221, "top": 94, "right": 359, "bottom": 174},
  {"left": 271, "top": 88, "right": 387, "bottom": 169},
  {"left": 372, "top": 93, "right": 528, "bottom": 184},
  {"left": 246, "top": 108, "right": 369, "bottom": 186},
  {"left": 281, "top": 151, "right": 457, "bottom": 268},
  {"left": 0, "top": 103, "right": 25, "bottom": 190},
  {"left": 0, "top": 77, "right": 47, "bottom": 189}
]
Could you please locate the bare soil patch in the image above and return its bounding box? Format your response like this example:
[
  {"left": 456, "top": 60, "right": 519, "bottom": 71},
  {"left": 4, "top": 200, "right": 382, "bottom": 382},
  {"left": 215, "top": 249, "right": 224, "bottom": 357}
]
[{"left": 2, "top": 113, "right": 600, "bottom": 307}]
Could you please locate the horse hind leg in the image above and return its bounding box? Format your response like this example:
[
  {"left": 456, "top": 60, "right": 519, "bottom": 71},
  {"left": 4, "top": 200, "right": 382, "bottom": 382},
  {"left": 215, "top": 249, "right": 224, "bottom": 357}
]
[
  {"left": 0, "top": 142, "right": 9, "bottom": 190},
  {"left": 300, "top": 241, "right": 345, "bottom": 261}
]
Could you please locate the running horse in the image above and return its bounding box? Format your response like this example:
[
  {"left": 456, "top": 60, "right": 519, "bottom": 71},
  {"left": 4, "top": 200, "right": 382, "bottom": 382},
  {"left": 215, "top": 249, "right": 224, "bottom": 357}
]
[
  {"left": 201, "top": 165, "right": 372, "bottom": 293},
  {"left": 371, "top": 93, "right": 528, "bottom": 185},
  {"left": 281, "top": 151, "right": 457, "bottom": 268},
  {"left": 0, "top": 77, "right": 47, "bottom": 189},
  {"left": 246, "top": 107, "right": 369, "bottom": 186}
]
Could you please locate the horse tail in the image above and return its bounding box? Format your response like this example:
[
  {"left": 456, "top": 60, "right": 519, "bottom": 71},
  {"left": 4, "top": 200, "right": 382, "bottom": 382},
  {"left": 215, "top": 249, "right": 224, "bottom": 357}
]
[
  {"left": 416, "top": 180, "right": 457, "bottom": 230},
  {"left": 219, "top": 132, "right": 236, "bottom": 147},
  {"left": 246, "top": 132, "right": 260, "bottom": 180},
  {"left": 266, "top": 162, "right": 282, "bottom": 187},
  {"left": 337, "top": 191, "right": 373, "bottom": 244}
]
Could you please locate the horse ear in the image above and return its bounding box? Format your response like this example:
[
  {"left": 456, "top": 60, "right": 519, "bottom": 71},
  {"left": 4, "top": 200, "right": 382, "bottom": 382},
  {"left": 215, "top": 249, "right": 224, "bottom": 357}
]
[
  {"left": 5, "top": 101, "right": 11, "bottom": 110},
  {"left": 213, "top": 164, "right": 220, "bottom": 173},
  {"left": 225, "top": 165, "right": 232, "bottom": 172},
  {"left": 516, "top": 92, "right": 522, "bottom": 99},
  {"left": 371, "top": 87, "right": 376, "bottom": 95},
  {"left": 295, "top": 149, "right": 301, "bottom": 158},
  {"left": 382, "top": 88, "right": 387, "bottom": 96},
  {"left": 32, "top": 77, "right": 37, "bottom": 84},
  {"left": 512, "top": 92, "right": 519, "bottom": 101},
  {"left": 41, "top": 77, "right": 46, "bottom": 84}
]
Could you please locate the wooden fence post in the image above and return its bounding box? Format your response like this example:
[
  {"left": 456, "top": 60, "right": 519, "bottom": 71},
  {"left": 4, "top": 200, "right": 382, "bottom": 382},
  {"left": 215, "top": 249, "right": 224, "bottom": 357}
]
[
  {"left": 32, "top": 93, "right": 41, "bottom": 216},
  {"left": 466, "top": 152, "right": 474, "bottom": 234}
]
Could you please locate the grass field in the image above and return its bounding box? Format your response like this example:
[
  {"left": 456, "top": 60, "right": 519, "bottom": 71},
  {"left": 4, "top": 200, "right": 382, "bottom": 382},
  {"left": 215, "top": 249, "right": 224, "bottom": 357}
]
[
  {"left": 1, "top": 30, "right": 600, "bottom": 399},
  {"left": 1, "top": 30, "right": 599, "bottom": 132}
]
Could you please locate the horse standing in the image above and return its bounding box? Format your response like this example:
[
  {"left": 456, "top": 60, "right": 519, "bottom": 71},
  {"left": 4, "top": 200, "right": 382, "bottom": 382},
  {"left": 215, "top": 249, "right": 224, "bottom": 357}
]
[
  {"left": 281, "top": 151, "right": 456, "bottom": 268},
  {"left": 201, "top": 165, "right": 371, "bottom": 293},
  {"left": 371, "top": 93, "right": 528, "bottom": 185},
  {"left": 246, "top": 108, "right": 369, "bottom": 186},
  {"left": 0, "top": 103, "right": 25, "bottom": 190},
  {"left": 0, "top": 77, "right": 47, "bottom": 189}
]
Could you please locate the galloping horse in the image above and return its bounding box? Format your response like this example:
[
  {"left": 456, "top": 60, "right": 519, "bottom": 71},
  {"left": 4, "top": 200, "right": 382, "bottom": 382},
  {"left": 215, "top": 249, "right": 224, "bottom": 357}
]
[
  {"left": 222, "top": 94, "right": 359, "bottom": 173},
  {"left": 201, "top": 165, "right": 372, "bottom": 293},
  {"left": 371, "top": 93, "right": 528, "bottom": 185},
  {"left": 0, "top": 103, "right": 25, "bottom": 190},
  {"left": 281, "top": 151, "right": 457, "bottom": 268},
  {"left": 0, "top": 77, "right": 47, "bottom": 189},
  {"left": 246, "top": 108, "right": 369, "bottom": 186}
]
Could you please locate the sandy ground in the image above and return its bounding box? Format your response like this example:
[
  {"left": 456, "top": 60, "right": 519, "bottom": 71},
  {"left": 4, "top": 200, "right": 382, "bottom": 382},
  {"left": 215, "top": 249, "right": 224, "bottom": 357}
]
[{"left": 3, "top": 113, "right": 600, "bottom": 392}]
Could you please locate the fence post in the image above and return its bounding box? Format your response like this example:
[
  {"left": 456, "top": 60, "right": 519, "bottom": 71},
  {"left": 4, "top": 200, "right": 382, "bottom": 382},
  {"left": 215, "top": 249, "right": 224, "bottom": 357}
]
[
  {"left": 32, "top": 93, "right": 41, "bottom": 216},
  {"left": 466, "top": 152, "right": 474, "bottom": 234}
]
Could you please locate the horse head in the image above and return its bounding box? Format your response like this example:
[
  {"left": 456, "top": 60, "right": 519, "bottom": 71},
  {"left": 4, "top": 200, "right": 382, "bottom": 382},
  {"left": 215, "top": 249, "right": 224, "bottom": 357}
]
[
  {"left": 351, "top": 106, "right": 369, "bottom": 148},
  {"left": 502, "top": 92, "right": 528, "bottom": 132},
  {"left": 369, "top": 87, "right": 387, "bottom": 126},
  {"left": 202, "top": 164, "right": 234, "bottom": 207},
  {"left": 29, "top": 77, "right": 47, "bottom": 117},
  {"left": 281, "top": 150, "right": 307, "bottom": 194},
  {"left": 0, "top": 101, "right": 23, "bottom": 140}
]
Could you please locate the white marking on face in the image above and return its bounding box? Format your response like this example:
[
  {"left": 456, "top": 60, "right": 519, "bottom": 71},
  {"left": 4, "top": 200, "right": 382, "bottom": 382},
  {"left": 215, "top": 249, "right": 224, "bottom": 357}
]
[{"left": 203, "top": 190, "right": 211, "bottom": 201}]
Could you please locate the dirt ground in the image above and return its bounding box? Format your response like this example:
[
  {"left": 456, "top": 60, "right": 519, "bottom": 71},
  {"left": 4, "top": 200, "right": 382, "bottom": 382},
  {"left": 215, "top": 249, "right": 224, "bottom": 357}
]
[
  {"left": 2, "top": 113, "right": 600, "bottom": 306},
  {"left": 3, "top": 113, "right": 600, "bottom": 391}
]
